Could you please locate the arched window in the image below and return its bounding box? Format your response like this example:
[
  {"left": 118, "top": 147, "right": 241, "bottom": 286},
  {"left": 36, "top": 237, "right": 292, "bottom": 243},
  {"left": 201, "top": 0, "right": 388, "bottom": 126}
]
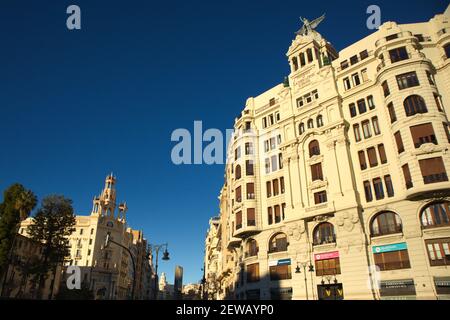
[
  {"left": 307, "top": 119, "right": 314, "bottom": 129},
  {"left": 235, "top": 165, "right": 241, "bottom": 180},
  {"left": 246, "top": 239, "right": 259, "bottom": 257},
  {"left": 268, "top": 233, "right": 288, "bottom": 253},
  {"left": 404, "top": 95, "right": 428, "bottom": 116},
  {"left": 444, "top": 43, "right": 450, "bottom": 59},
  {"left": 421, "top": 201, "right": 450, "bottom": 228},
  {"left": 299, "top": 123, "right": 305, "bottom": 135},
  {"left": 309, "top": 140, "right": 320, "bottom": 157},
  {"left": 317, "top": 115, "right": 324, "bottom": 127},
  {"left": 370, "top": 211, "right": 402, "bottom": 236},
  {"left": 313, "top": 222, "right": 336, "bottom": 245}
]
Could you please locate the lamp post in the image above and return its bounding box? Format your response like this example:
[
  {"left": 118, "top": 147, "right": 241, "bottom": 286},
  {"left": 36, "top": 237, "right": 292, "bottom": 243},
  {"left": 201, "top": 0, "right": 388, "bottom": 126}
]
[
  {"left": 148, "top": 243, "right": 169, "bottom": 300},
  {"left": 295, "top": 261, "right": 315, "bottom": 300},
  {"left": 104, "top": 234, "right": 136, "bottom": 300}
]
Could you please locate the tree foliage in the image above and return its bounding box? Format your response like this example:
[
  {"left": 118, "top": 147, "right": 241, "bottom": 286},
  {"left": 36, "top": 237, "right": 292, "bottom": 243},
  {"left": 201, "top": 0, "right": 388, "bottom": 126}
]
[
  {"left": 27, "top": 195, "right": 76, "bottom": 298},
  {"left": 0, "top": 184, "right": 37, "bottom": 274}
]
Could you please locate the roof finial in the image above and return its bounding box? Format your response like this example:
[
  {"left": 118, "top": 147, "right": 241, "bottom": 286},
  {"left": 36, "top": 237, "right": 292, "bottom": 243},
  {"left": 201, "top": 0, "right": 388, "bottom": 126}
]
[{"left": 296, "top": 14, "right": 325, "bottom": 36}]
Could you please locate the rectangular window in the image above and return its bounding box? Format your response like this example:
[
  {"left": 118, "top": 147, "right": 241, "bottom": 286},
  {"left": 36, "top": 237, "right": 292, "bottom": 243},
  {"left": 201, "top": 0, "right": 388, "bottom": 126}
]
[
  {"left": 382, "top": 81, "right": 390, "bottom": 97},
  {"left": 444, "top": 122, "right": 450, "bottom": 143},
  {"left": 426, "top": 238, "right": 450, "bottom": 266},
  {"left": 269, "top": 264, "right": 292, "bottom": 281},
  {"left": 273, "top": 179, "right": 279, "bottom": 196},
  {"left": 265, "top": 158, "right": 270, "bottom": 174},
  {"left": 247, "top": 183, "right": 255, "bottom": 200},
  {"left": 264, "top": 140, "right": 270, "bottom": 152},
  {"left": 352, "top": 73, "right": 361, "bottom": 86},
  {"left": 247, "top": 208, "right": 256, "bottom": 226},
  {"left": 435, "top": 93, "right": 443, "bottom": 112},
  {"left": 245, "top": 142, "right": 253, "bottom": 155},
  {"left": 266, "top": 181, "right": 272, "bottom": 197},
  {"left": 314, "top": 191, "right": 327, "bottom": 204},
  {"left": 384, "top": 175, "right": 394, "bottom": 197},
  {"left": 387, "top": 103, "right": 396, "bottom": 123},
  {"left": 360, "top": 50, "right": 369, "bottom": 60},
  {"left": 410, "top": 123, "right": 437, "bottom": 148},
  {"left": 354, "top": 124, "right": 361, "bottom": 142},
  {"left": 357, "top": 99, "right": 367, "bottom": 114},
  {"left": 367, "top": 147, "right": 378, "bottom": 167},
  {"left": 274, "top": 205, "right": 281, "bottom": 223},
  {"left": 372, "top": 117, "right": 380, "bottom": 135},
  {"left": 236, "top": 211, "right": 242, "bottom": 230},
  {"left": 373, "top": 177, "right": 384, "bottom": 200},
  {"left": 279, "top": 153, "right": 283, "bottom": 169},
  {"left": 367, "top": 95, "right": 375, "bottom": 110},
  {"left": 300, "top": 53, "right": 306, "bottom": 66},
  {"left": 311, "top": 163, "right": 323, "bottom": 181},
  {"left": 315, "top": 258, "right": 341, "bottom": 276},
  {"left": 246, "top": 160, "right": 254, "bottom": 176},
  {"left": 361, "top": 68, "right": 368, "bottom": 82},
  {"left": 374, "top": 250, "right": 411, "bottom": 271},
  {"left": 343, "top": 77, "right": 351, "bottom": 90},
  {"left": 349, "top": 103, "right": 357, "bottom": 117},
  {"left": 271, "top": 155, "right": 278, "bottom": 172},
  {"left": 236, "top": 186, "right": 242, "bottom": 203},
  {"left": 378, "top": 144, "right": 387, "bottom": 164},
  {"left": 394, "top": 131, "right": 404, "bottom": 153},
  {"left": 362, "top": 120, "right": 372, "bottom": 139},
  {"left": 247, "top": 263, "right": 260, "bottom": 283},
  {"left": 358, "top": 150, "right": 367, "bottom": 170},
  {"left": 235, "top": 146, "right": 241, "bottom": 160},
  {"left": 350, "top": 55, "right": 358, "bottom": 65},
  {"left": 340, "top": 60, "right": 349, "bottom": 70},
  {"left": 262, "top": 117, "right": 267, "bottom": 128},
  {"left": 307, "top": 48, "right": 313, "bottom": 63},
  {"left": 364, "top": 180, "right": 373, "bottom": 202},
  {"left": 268, "top": 207, "right": 273, "bottom": 225},
  {"left": 269, "top": 114, "right": 274, "bottom": 125},
  {"left": 396, "top": 71, "right": 420, "bottom": 90},
  {"left": 419, "top": 157, "right": 448, "bottom": 184},
  {"left": 389, "top": 46, "right": 409, "bottom": 63},
  {"left": 270, "top": 137, "right": 276, "bottom": 150},
  {"left": 402, "top": 164, "right": 413, "bottom": 189},
  {"left": 427, "top": 71, "right": 435, "bottom": 85},
  {"left": 280, "top": 177, "right": 285, "bottom": 193}
]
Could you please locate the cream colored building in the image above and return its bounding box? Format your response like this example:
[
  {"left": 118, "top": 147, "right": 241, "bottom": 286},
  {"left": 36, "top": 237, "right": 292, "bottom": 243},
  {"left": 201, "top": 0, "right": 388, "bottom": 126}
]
[
  {"left": 20, "top": 174, "right": 154, "bottom": 300},
  {"left": 205, "top": 6, "right": 450, "bottom": 300}
]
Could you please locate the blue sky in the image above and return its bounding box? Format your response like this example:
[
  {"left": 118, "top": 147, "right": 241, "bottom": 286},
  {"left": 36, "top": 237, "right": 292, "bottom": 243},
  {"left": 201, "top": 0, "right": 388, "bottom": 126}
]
[{"left": 0, "top": 0, "right": 445, "bottom": 284}]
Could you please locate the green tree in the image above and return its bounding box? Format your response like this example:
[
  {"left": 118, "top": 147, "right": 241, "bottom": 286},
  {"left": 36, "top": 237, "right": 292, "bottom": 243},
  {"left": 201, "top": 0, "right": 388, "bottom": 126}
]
[
  {"left": 27, "top": 195, "right": 76, "bottom": 299},
  {"left": 0, "top": 184, "right": 37, "bottom": 275}
]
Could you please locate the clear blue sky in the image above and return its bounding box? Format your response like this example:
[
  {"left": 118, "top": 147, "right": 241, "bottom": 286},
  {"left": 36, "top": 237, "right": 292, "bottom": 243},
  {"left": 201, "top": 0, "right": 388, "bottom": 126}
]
[{"left": 0, "top": 0, "right": 445, "bottom": 284}]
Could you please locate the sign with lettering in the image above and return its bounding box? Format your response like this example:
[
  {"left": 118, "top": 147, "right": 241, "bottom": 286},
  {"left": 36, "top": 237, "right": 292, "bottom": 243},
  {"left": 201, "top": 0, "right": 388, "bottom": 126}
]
[
  {"left": 314, "top": 251, "right": 339, "bottom": 261},
  {"left": 268, "top": 258, "right": 291, "bottom": 266},
  {"left": 372, "top": 242, "right": 407, "bottom": 254}
]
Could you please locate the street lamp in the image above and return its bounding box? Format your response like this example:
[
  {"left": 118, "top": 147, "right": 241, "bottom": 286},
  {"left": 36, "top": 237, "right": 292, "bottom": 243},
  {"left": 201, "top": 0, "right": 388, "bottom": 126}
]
[
  {"left": 104, "top": 233, "right": 136, "bottom": 300},
  {"left": 148, "top": 243, "right": 170, "bottom": 300},
  {"left": 295, "top": 261, "right": 315, "bottom": 300}
]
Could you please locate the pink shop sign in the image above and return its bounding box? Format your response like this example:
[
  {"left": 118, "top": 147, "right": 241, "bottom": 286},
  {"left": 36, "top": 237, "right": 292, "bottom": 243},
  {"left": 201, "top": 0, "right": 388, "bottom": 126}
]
[{"left": 314, "top": 251, "right": 339, "bottom": 261}]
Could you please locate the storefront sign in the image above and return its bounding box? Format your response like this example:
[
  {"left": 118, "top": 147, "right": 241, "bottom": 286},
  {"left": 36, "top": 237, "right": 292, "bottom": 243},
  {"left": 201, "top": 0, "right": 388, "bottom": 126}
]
[
  {"left": 314, "top": 251, "right": 339, "bottom": 261},
  {"left": 380, "top": 279, "right": 416, "bottom": 297},
  {"left": 372, "top": 242, "right": 407, "bottom": 254},
  {"left": 268, "top": 258, "right": 291, "bottom": 266}
]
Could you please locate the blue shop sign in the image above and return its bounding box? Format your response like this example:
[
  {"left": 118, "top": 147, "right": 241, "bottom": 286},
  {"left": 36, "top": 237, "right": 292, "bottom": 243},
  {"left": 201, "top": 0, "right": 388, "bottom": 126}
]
[
  {"left": 373, "top": 242, "right": 407, "bottom": 254},
  {"left": 277, "top": 258, "right": 291, "bottom": 266}
]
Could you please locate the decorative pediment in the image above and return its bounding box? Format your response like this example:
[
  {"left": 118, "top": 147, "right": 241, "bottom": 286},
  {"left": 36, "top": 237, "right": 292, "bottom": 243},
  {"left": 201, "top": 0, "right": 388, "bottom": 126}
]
[{"left": 309, "top": 179, "right": 328, "bottom": 190}]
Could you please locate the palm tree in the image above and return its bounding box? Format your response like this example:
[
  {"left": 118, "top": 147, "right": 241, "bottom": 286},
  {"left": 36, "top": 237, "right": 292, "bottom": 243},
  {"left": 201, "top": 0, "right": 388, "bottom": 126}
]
[{"left": 15, "top": 190, "right": 37, "bottom": 222}]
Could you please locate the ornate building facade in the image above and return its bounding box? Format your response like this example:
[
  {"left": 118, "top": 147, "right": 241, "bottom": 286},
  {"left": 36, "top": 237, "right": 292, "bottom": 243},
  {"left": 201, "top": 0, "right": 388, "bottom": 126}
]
[
  {"left": 20, "top": 174, "right": 154, "bottom": 300},
  {"left": 205, "top": 6, "right": 450, "bottom": 300}
]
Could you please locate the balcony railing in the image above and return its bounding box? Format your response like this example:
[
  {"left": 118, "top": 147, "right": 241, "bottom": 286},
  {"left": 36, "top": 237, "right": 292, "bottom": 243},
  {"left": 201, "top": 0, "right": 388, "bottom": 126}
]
[
  {"left": 245, "top": 249, "right": 259, "bottom": 258},
  {"left": 371, "top": 224, "right": 403, "bottom": 237},
  {"left": 247, "top": 219, "right": 256, "bottom": 227},
  {"left": 423, "top": 173, "right": 448, "bottom": 184},
  {"left": 313, "top": 235, "right": 336, "bottom": 246}
]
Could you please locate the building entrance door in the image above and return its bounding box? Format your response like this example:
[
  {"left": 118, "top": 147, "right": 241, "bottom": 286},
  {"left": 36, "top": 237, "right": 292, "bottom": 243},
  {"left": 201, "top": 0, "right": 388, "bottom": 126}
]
[{"left": 317, "top": 283, "right": 344, "bottom": 300}]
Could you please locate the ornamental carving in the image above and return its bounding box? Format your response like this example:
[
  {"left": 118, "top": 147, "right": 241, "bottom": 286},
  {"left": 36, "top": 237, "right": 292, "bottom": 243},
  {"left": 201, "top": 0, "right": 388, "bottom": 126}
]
[
  {"left": 287, "top": 221, "right": 306, "bottom": 241},
  {"left": 336, "top": 211, "right": 359, "bottom": 232},
  {"left": 309, "top": 179, "right": 328, "bottom": 190},
  {"left": 413, "top": 143, "right": 444, "bottom": 156}
]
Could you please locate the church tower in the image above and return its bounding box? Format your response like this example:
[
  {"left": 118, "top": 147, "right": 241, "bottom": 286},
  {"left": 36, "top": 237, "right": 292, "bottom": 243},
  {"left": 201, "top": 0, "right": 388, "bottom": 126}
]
[{"left": 91, "top": 173, "right": 118, "bottom": 218}]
